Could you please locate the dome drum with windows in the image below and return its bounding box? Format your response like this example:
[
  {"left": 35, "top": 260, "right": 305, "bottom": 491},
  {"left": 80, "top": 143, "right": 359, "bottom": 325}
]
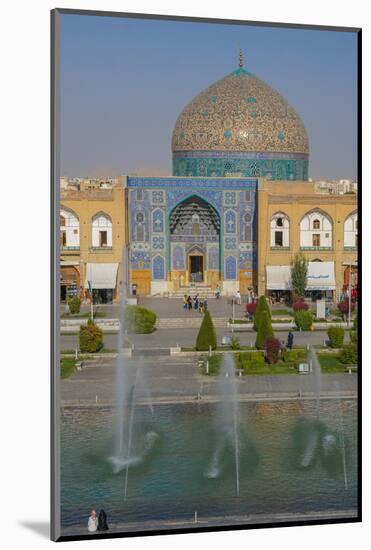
[{"left": 172, "top": 51, "right": 309, "bottom": 181}]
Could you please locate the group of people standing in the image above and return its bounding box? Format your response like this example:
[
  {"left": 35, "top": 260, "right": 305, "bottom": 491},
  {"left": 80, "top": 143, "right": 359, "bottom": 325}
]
[
  {"left": 183, "top": 294, "right": 208, "bottom": 313},
  {"left": 88, "top": 509, "right": 109, "bottom": 533}
]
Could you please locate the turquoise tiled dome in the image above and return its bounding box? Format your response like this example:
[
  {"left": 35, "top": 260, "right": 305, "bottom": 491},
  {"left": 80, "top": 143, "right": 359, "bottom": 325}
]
[{"left": 172, "top": 62, "right": 309, "bottom": 180}]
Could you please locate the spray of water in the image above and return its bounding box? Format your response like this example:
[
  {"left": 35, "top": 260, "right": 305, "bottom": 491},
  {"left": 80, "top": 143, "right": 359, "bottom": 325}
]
[
  {"left": 108, "top": 247, "right": 156, "bottom": 500},
  {"left": 218, "top": 353, "right": 240, "bottom": 497}
]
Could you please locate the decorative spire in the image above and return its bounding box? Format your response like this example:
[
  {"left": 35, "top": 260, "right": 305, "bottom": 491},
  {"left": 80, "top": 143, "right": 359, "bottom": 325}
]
[{"left": 239, "top": 48, "right": 243, "bottom": 68}]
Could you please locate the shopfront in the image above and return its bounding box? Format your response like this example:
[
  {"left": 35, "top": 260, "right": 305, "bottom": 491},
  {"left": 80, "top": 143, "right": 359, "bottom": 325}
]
[
  {"left": 84, "top": 263, "right": 119, "bottom": 304},
  {"left": 60, "top": 263, "right": 80, "bottom": 302},
  {"left": 266, "top": 261, "right": 336, "bottom": 302},
  {"left": 305, "top": 261, "right": 336, "bottom": 301},
  {"left": 265, "top": 265, "right": 292, "bottom": 303}
]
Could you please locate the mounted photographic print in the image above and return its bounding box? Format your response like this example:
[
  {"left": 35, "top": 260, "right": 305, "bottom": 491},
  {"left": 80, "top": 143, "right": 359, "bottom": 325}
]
[{"left": 51, "top": 8, "right": 361, "bottom": 542}]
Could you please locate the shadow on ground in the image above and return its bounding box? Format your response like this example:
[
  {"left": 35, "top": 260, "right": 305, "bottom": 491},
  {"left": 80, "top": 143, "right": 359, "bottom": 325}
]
[{"left": 19, "top": 521, "right": 49, "bottom": 539}]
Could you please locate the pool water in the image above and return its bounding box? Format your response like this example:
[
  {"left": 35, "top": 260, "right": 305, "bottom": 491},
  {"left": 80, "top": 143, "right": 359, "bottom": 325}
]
[{"left": 60, "top": 399, "right": 357, "bottom": 531}]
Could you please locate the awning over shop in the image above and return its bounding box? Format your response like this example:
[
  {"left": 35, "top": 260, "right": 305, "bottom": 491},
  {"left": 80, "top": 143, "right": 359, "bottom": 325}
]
[
  {"left": 266, "top": 261, "right": 335, "bottom": 291},
  {"left": 84, "top": 263, "right": 118, "bottom": 289},
  {"left": 306, "top": 262, "right": 335, "bottom": 290},
  {"left": 61, "top": 260, "right": 79, "bottom": 267},
  {"left": 266, "top": 266, "right": 292, "bottom": 290}
]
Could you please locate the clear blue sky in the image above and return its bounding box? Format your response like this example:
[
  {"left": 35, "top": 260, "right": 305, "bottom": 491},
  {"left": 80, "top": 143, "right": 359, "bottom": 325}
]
[{"left": 60, "top": 13, "right": 358, "bottom": 180}]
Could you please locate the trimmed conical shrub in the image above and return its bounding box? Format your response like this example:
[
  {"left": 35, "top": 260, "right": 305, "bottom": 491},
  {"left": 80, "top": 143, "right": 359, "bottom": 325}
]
[
  {"left": 254, "top": 295, "right": 271, "bottom": 330},
  {"left": 255, "top": 310, "right": 274, "bottom": 350},
  {"left": 196, "top": 310, "right": 217, "bottom": 351}
]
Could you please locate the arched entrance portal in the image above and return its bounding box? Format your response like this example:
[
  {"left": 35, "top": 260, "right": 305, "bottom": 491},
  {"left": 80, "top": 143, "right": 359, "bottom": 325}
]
[{"left": 169, "top": 195, "right": 221, "bottom": 287}]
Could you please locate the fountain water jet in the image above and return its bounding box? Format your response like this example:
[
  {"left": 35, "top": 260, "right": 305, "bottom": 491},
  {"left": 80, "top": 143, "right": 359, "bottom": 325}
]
[
  {"left": 108, "top": 247, "right": 157, "bottom": 498},
  {"left": 205, "top": 353, "right": 240, "bottom": 496}
]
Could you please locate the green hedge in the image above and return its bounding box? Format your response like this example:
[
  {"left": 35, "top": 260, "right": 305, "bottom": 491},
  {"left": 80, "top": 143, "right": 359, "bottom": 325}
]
[
  {"left": 339, "top": 343, "right": 358, "bottom": 365},
  {"left": 327, "top": 326, "right": 345, "bottom": 348},
  {"left": 238, "top": 351, "right": 265, "bottom": 372},
  {"left": 196, "top": 310, "right": 217, "bottom": 351},
  {"left": 294, "top": 310, "right": 313, "bottom": 331},
  {"left": 79, "top": 321, "right": 103, "bottom": 353},
  {"left": 124, "top": 305, "right": 157, "bottom": 334},
  {"left": 282, "top": 349, "right": 307, "bottom": 362}
]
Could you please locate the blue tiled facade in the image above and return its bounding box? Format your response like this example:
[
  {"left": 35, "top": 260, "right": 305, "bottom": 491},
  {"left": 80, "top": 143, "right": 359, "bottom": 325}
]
[{"left": 128, "top": 177, "right": 258, "bottom": 284}]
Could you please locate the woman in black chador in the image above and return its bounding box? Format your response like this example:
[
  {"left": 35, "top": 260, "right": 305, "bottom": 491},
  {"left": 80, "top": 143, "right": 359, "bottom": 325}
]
[{"left": 97, "top": 509, "right": 109, "bottom": 531}]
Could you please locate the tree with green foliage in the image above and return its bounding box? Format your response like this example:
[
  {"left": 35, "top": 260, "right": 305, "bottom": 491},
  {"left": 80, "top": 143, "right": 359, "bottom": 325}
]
[
  {"left": 124, "top": 305, "right": 157, "bottom": 334},
  {"left": 68, "top": 295, "right": 81, "bottom": 314},
  {"left": 79, "top": 321, "right": 103, "bottom": 353},
  {"left": 196, "top": 310, "right": 217, "bottom": 351},
  {"left": 255, "top": 310, "right": 274, "bottom": 349},
  {"left": 294, "top": 310, "right": 313, "bottom": 331},
  {"left": 291, "top": 253, "right": 308, "bottom": 298},
  {"left": 254, "top": 295, "right": 271, "bottom": 330},
  {"left": 327, "top": 326, "right": 345, "bottom": 348}
]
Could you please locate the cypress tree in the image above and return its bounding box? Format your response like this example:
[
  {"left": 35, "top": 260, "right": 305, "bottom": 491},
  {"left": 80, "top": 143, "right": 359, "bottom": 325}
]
[
  {"left": 254, "top": 295, "right": 271, "bottom": 330},
  {"left": 196, "top": 310, "right": 217, "bottom": 351},
  {"left": 255, "top": 310, "right": 274, "bottom": 350}
]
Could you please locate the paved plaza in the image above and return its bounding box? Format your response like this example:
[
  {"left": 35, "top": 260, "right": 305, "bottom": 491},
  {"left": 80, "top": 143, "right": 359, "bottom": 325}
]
[{"left": 61, "top": 353, "right": 357, "bottom": 407}]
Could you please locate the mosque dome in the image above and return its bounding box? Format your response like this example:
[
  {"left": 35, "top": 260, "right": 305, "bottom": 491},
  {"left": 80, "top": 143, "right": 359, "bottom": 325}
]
[{"left": 172, "top": 53, "right": 309, "bottom": 181}]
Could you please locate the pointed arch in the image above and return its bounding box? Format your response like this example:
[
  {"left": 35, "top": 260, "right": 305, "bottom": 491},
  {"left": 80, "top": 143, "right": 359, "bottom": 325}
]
[
  {"left": 91, "top": 211, "right": 112, "bottom": 248},
  {"left": 344, "top": 210, "right": 357, "bottom": 248},
  {"left": 60, "top": 206, "right": 79, "bottom": 248},
  {"left": 270, "top": 211, "right": 290, "bottom": 248},
  {"left": 300, "top": 209, "right": 333, "bottom": 249}
]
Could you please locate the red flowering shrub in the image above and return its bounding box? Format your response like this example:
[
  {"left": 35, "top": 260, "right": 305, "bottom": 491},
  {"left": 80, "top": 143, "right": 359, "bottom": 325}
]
[
  {"left": 337, "top": 300, "right": 355, "bottom": 316},
  {"left": 292, "top": 300, "right": 308, "bottom": 311},
  {"left": 264, "top": 337, "right": 281, "bottom": 364}
]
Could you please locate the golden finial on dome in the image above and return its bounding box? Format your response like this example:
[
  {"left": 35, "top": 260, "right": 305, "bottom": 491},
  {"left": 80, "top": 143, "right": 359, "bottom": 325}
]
[{"left": 239, "top": 48, "right": 243, "bottom": 68}]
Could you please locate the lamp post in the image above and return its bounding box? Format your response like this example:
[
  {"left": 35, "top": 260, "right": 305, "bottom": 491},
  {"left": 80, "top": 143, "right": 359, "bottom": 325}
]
[
  {"left": 347, "top": 264, "right": 352, "bottom": 328},
  {"left": 88, "top": 280, "right": 94, "bottom": 322},
  {"left": 232, "top": 297, "right": 235, "bottom": 333}
]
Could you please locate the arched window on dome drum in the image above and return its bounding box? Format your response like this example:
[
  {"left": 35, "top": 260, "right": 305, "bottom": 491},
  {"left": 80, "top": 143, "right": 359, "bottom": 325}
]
[
  {"left": 60, "top": 207, "right": 79, "bottom": 249},
  {"left": 300, "top": 210, "right": 332, "bottom": 249},
  {"left": 344, "top": 211, "right": 357, "bottom": 249},
  {"left": 270, "top": 212, "right": 289, "bottom": 248},
  {"left": 92, "top": 212, "right": 112, "bottom": 248}
]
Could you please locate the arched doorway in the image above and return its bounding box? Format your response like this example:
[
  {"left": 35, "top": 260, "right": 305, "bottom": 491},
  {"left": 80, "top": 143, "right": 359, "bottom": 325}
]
[{"left": 169, "top": 195, "right": 220, "bottom": 286}]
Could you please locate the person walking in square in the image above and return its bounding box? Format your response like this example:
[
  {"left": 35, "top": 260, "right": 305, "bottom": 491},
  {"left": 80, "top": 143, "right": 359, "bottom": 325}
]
[{"left": 287, "top": 331, "right": 294, "bottom": 350}]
